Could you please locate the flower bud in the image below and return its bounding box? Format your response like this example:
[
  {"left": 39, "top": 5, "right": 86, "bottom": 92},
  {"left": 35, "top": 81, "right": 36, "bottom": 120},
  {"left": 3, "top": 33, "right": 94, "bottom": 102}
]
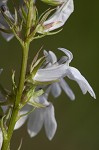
[{"left": 38, "top": 0, "right": 74, "bottom": 33}]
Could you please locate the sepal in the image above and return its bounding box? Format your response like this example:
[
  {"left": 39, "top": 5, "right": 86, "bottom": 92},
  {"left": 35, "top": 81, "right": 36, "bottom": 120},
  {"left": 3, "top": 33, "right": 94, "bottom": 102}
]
[
  {"left": 26, "top": 56, "right": 45, "bottom": 83},
  {"left": 20, "top": 86, "right": 44, "bottom": 109},
  {"left": 12, "top": 70, "right": 17, "bottom": 94},
  {"left": 37, "top": 8, "right": 55, "bottom": 33},
  {"left": 41, "top": 0, "right": 63, "bottom": 6}
]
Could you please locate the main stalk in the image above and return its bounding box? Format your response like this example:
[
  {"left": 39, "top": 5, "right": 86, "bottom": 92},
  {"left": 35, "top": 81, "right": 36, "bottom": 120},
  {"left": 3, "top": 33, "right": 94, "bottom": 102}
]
[{"left": 1, "top": 42, "right": 30, "bottom": 150}]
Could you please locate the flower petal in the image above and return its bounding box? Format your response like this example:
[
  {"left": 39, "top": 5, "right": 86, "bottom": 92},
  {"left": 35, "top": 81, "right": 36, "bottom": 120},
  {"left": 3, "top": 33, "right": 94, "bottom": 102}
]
[
  {"left": 51, "top": 82, "right": 62, "bottom": 97},
  {"left": 14, "top": 115, "right": 28, "bottom": 130},
  {"left": 43, "top": 50, "right": 49, "bottom": 63},
  {"left": 43, "top": 0, "right": 74, "bottom": 32},
  {"left": 58, "top": 56, "right": 68, "bottom": 64},
  {"left": 14, "top": 105, "right": 31, "bottom": 130},
  {"left": 44, "top": 104, "right": 57, "bottom": 140},
  {"left": 44, "top": 50, "right": 57, "bottom": 64},
  {"left": 34, "top": 64, "right": 67, "bottom": 82},
  {"left": 0, "top": 30, "right": 14, "bottom": 41},
  {"left": 27, "top": 108, "right": 44, "bottom": 137},
  {"left": 35, "top": 95, "right": 50, "bottom": 106},
  {"left": 0, "top": 5, "right": 14, "bottom": 41},
  {"left": 59, "top": 78, "right": 75, "bottom": 100},
  {"left": 49, "top": 51, "right": 57, "bottom": 64},
  {"left": 66, "top": 67, "right": 96, "bottom": 99},
  {"left": 58, "top": 48, "right": 73, "bottom": 63},
  {"left": 0, "top": 0, "right": 8, "bottom": 5}
]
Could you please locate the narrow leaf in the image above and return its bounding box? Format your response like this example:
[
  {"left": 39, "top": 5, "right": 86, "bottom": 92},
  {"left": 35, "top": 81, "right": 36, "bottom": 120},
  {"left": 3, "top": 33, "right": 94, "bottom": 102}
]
[
  {"left": 30, "top": 46, "right": 44, "bottom": 72},
  {"left": 39, "top": 8, "right": 55, "bottom": 25}
]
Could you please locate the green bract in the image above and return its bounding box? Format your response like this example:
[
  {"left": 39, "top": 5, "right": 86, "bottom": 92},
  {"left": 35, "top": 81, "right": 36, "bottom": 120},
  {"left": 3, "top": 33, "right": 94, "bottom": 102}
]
[{"left": 41, "top": 0, "right": 62, "bottom": 6}]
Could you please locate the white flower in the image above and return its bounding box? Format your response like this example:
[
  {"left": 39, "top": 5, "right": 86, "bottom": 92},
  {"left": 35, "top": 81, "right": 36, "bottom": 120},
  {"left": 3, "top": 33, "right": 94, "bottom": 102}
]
[
  {"left": 43, "top": 50, "right": 75, "bottom": 100},
  {"left": 0, "top": 0, "right": 74, "bottom": 41},
  {"left": 15, "top": 95, "right": 57, "bottom": 140},
  {"left": 34, "top": 48, "right": 96, "bottom": 99},
  {"left": 0, "top": 1, "right": 14, "bottom": 41},
  {"left": 0, "top": 0, "right": 8, "bottom": 5},
  {"left": 38, "top": 0, "right": 74, "bottom": 32}
]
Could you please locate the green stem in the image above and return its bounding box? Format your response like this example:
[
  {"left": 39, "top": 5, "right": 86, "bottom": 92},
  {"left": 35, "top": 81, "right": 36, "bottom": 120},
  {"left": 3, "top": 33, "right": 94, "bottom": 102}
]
[{"left": 1, "top": 42, "right": 30, "bottom": 150}]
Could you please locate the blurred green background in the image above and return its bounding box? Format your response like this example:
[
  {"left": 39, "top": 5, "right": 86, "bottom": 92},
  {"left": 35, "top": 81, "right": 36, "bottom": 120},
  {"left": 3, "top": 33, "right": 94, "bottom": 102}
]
[{"left": 0, "top": 0, "right": 99, "bottom": 150}]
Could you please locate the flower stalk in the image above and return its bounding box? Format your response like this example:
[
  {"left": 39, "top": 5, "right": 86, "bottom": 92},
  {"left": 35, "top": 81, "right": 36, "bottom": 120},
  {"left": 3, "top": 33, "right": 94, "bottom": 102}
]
[{"left": 1, "top": 41, "right": 30, "bottom": 150}]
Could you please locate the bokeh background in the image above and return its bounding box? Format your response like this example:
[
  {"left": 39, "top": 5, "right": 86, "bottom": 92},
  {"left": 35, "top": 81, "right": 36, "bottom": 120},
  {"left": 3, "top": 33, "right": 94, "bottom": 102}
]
[{"left": 0, "top": 0, "right": 99, "bottom": 150}]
